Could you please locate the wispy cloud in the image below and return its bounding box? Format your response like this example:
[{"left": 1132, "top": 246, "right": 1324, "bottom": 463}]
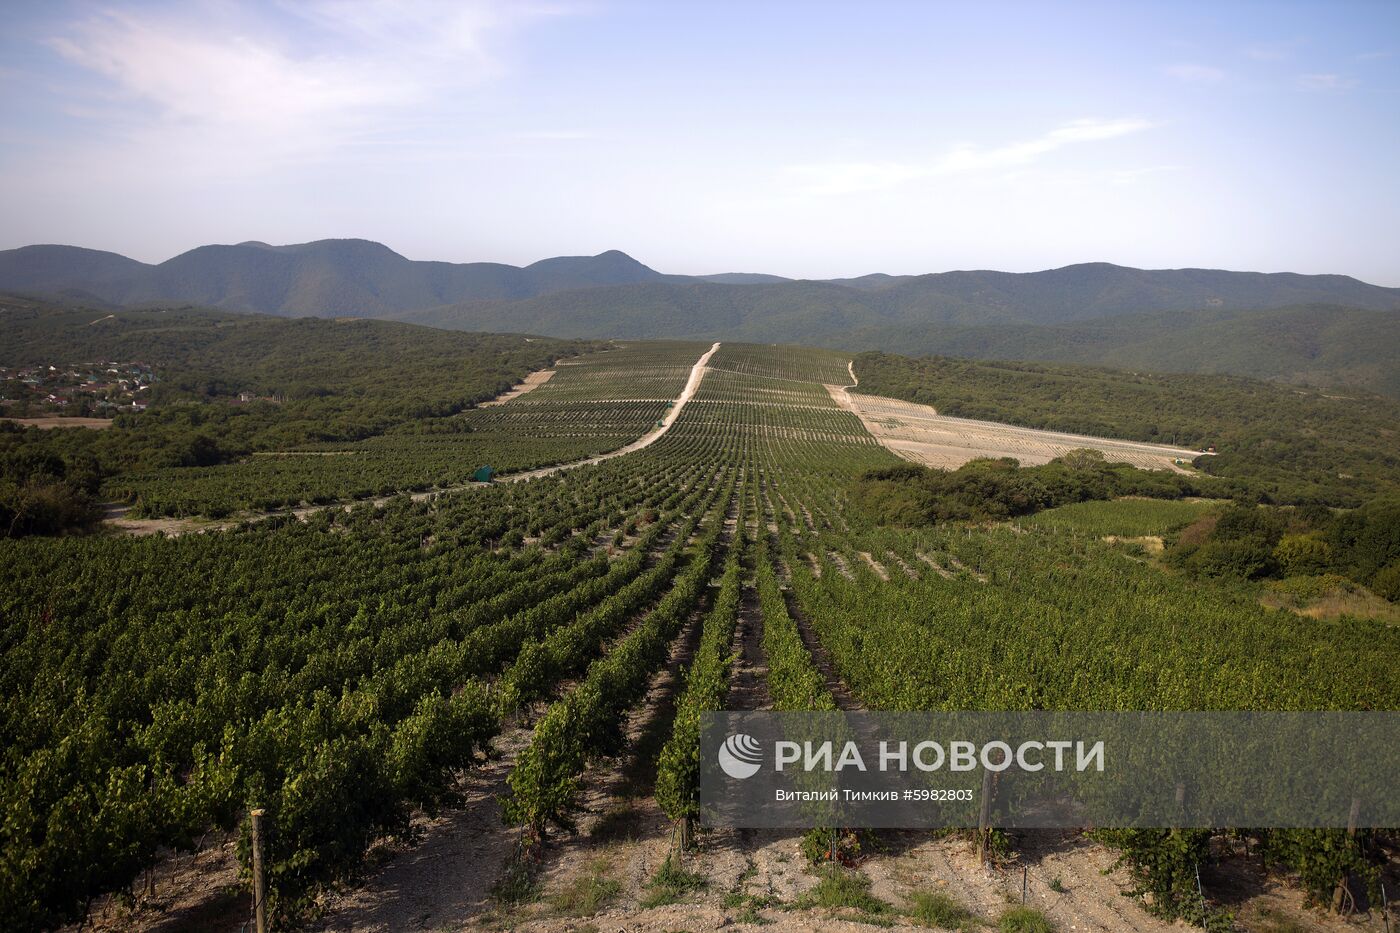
[
  {"left": 783, "top": 118, "right": 1155, "bottom": 197},
  {"left": 44, "top": 1, "right": 568, "bottom": 165},
  {"left": 1165, "top": 63, "right": 1225, "bottom": 83},
  {"left": 1111, "top": 165, "right": 1183, "bottom": 186},
  {"left": 1245, "top": 39, "right": 1304, "bottom": 62},
  {"left": 513, "top": 130, "right": 597, "bottom": 141},
  {"left": 1356, "top": 50, "right": 1393, "bottom": 62},
  {"left": 1297, "top": 73, "right": 1358, "bottom": 91}
]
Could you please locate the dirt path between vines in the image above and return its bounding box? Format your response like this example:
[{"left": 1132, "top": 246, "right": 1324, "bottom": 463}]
[
  {"left": 314, "top": 729, "right": 534, "bottom": 933},
  {"left": 487, "top": 341, "right": 719, "bottom": 484}
]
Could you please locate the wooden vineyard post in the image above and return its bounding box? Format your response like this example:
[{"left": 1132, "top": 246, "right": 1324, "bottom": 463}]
[
  {"left": 250, "top": 808, "right": 268, "bottom": 933},
  {"left": 1336, "top": 797, "right": 1364, "bottom": 915},
  {"left": 976, "top": 768, "right": 994, "bottom": 866},
  {"left": 677, "top": 816, "right": 692, "bottom": 854}
]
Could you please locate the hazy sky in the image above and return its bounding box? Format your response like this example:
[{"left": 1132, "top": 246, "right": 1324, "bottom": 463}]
[{"left": 2, "top": 1, "right": 1398, "bottom": 283}]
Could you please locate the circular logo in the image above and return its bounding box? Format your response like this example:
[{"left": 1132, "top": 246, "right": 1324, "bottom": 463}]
[{"left": 718, "top": 733, "right": 763, "bottom": 779}]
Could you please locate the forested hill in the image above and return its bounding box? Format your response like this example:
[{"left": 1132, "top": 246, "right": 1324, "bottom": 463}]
[
  {"left": 831, "top": 304, "right": 1400, "bottom": 398},
  {"left": 404, "top": 280, "right": 1400, "bottom": 397},
  {"left": 6, "top": 240, "right": 1398, "bottom": 395},
  {"left": 411, "top": 261, "right": 1400, "bottom": 335},
  {"left": 0, "top": 295, "right": 592, "bottom": 533},
  {"left": 0, "top": 240, "right": 666, "bottom": 316},
  {"left": 4, "top": 240, "right": 1397, "bottom": 325},
  {"left": 0, "top": 294, "right": 581, "bottom": 407}
]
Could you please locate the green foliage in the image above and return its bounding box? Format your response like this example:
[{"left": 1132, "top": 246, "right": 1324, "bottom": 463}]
[
  {"left": 1273, "top": 533, "right": 1333, "bottom": 575},
  {"left": 640, "top": 855, "right": 708, "bottom": 907},
  {"left": 1168, "top": 499, "right": 1400, "bottom": 599},
  {"left": 503, "top": 489, "right": 727, "bottom": 834},
  {"left": 0, "top": 428, "right": 104, "bottom": 536},
  {"left": 799, "top": 827, "right": 863, "bottom": 866},
  {"left": 1372, "top": 562, "right": 1400, "bottom": 601},
  {"left": 1021, "top": 497, "right": 1221, "bottom": 537},
  {"left": 1267, "top": 573, "right": 1357, "bottom": 600},
  {"left": 844, "top": 305, "right": 1400, "bottom": 400},
  {"left": 4, "top": 336, "right": 1393, "bottom": 931},
  {"left": 1328, "top": 500, "right": 1400, "bottom": 581},
  {"left": 998, "top": 905, "right": 1056, "bottom": 933},
  {"left": 404, "top": 262, "right": 1400, "bottom": 396},
  {"left": 907, "top": 889, "right": 978, "bottom": 930},
  {"left": 1181, "top": 537, "right": 1278, "bottom": 579},
  {"left": 546, "top": 857, "right": 622, "bottom": 916},
  {"left": 0, "top": 301, "right": 605, "bottom": 527},
  {"left": 655, "top": 523, "right": 746, "bottom": 824},
  {"left": 796, "top": 868, "right": 891, "bottom": 916},
  {"left": 757, "top": 530, "right": 836, "bottom": 713},
  {"left": 1259, "top": 829, "right": 1383, "bottom": 910},
  {"left": 1096, "top": 829, "right": 1212, "bottom": 921},
  {"left": 0, "top": 428, "right": 732, "bottom": 927},
  {"left": 854, "top": 452, "right": 1211, "bottom": 527}
]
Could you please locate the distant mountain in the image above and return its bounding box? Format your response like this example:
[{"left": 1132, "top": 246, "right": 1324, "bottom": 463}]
[
  {"left": 404, "top": 263, "right": 1400, "bottom": 336},
  {"left": 4, "top": 239, "right": 1398, "bottom": 393},
  {"left": 399, "top": 266, "right": 1400, "bottom": 396},
  {"left": 6, "top": 241, "right": 1397, "bottom": 325},
  {"left": 0, "top": 240, "right": 666, "bottom": 316},
  {"left": 695, "top": 272, "right": 793, "bottom": 285}
]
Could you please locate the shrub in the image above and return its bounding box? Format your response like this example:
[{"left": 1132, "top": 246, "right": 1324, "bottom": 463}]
[
  {"left": 1274, "top": 534, "right": 1333, "bottom": 575},
  {"left": 999, "top": 905, "right": 1055, "bottom": 932},
  {"left": 908, "top": 889, "right": 978, "bottom": 930},
  {"left": 1372, "top": 562, "right": 1400, "bottom": 602}
]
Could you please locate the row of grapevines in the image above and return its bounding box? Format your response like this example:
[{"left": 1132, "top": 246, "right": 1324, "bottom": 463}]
[
  {"left": 654, "top": 520, "right": 747, "bottom": 829},
  {"left": 756, "top": 520, "right": 836, "bottom": 713},
  {"left": 502, "top": 486, "right": 732, "bottom": 835}
]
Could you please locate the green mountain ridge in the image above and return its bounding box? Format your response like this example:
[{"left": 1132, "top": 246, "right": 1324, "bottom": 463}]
[
  {"left": 0, "top": 240, "right": 667, "bottom": 316},
  {"left": 4, "top": 239, "right": 1398, "bottom": 395},
  {"left": 827, "top": 305, "right": 1400, "bottom": 398},
  {"left": 5, "top": 240, "right": 1397, "bottom": 324}
]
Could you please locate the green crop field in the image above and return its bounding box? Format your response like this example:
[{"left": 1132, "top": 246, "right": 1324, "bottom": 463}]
[
  {"left": 2, "top": 335, "right": 1396, "bottom": 932},
  {"left": 1019, "top": 497, "right": 1226, "bottom": 537}
]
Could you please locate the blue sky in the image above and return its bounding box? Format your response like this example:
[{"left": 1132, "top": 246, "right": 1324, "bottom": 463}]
[{"left": 1, "top": 1, "right": 1397, "bottom": 283}]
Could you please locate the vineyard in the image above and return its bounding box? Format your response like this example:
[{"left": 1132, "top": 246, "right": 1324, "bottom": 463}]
[
  {"left": 106, "top": 341, "right": 704, "bottom": 519},
  {"left": 1, "top": 340, "right": 1396, "bottom": 932}
]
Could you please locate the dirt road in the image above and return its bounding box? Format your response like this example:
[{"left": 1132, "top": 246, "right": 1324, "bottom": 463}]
[
  {"left": 478, "top": 369, "right": 556, "bottom": 407},
  {"left": 472, "top": 341, "right": 719, "bottom": 484}
]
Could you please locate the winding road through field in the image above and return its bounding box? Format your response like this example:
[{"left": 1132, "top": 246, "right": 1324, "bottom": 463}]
[
  {"left": 496, "top": 341, "right": 719, "bottom": 483},
  {"left": 105, "top": 342, "right": 721, "bottom": 536}
]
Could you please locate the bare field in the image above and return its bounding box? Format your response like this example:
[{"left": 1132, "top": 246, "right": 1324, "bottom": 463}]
[
  {"left": 478, "top": 369, "right": 555, "bottom": 407},
  {"left": 828, "top": 386, "right": 1206, "bottom": 473},
  {"left": 0, "top": 416, "right": 113, "bottom": 429}
]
